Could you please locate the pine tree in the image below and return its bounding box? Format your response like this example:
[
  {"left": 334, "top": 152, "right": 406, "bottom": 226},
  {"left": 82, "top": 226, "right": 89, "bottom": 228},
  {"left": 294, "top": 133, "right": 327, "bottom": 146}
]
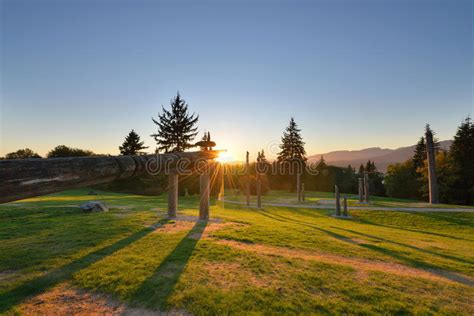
[
  {"left": 119, "top": 130, "right": 148, "bottom": 155},
  {"left": 277, "top": 118, "right": 306, "bottom": 162},
  {"left": 317, "top": 155, "right": 327, "bottom": 169},
  {"left": 365, "top": 160, "right": 376, "bottom": 173},
  {"left": 412, "top": 136, "right": 426, "bottom": 172},
  {"left": 448, "top": 117, "right": 474, "bottom": 205},
  {"left": 151, "top": 93, "right": 199, "bottom": 153},
  {"left": 358, "top": 164, "right": 365, "bottom": 174}
]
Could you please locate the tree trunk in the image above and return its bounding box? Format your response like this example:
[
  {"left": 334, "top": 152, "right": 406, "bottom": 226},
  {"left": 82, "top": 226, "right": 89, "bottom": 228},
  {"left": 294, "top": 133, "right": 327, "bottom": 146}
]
[{"left": 425, "top": 130, "right": 439, "bottom": 204}]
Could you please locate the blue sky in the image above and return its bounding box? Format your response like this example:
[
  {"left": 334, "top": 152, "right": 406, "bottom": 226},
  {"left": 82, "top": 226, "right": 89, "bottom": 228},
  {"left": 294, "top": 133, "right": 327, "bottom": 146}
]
[{"left": 1, "top": 0, "right": 472, "bottom": 160}]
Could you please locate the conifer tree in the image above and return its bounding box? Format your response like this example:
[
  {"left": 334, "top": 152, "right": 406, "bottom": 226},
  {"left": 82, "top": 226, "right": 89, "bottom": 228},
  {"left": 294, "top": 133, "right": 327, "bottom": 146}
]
[
  {"left": 277, "top": 118, "right": 306, "bottom": 162},
  {"left": 358, "top": 164, "right": 365, "bottom": 174},
  {"left": 448, "top": 117, "right": 474, "bottom": 205},
  {"left": 151, "top": 93, "right": 199, "bottom": 153},
  {"left": 317, "top": 155, "right": 327, "bottom": 169},
  {"left": 365, "top": 160, "right": 376, "bottom": 173},
  {"left": 119, "top": 130, "right": 148, "bottom": 155},
  {"left": 412, "top": 136, "right": 426, "bottom": 172}
]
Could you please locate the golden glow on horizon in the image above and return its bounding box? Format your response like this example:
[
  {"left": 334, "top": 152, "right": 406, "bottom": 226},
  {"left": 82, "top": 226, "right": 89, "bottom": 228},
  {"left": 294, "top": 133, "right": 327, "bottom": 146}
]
[{"left": 215, "top": 151, "right": 235, "bottom": 163}]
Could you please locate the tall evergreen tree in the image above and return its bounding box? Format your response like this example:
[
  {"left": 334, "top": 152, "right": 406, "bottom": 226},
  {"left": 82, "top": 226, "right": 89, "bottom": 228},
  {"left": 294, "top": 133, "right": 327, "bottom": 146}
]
[
  {"left": 119, "top": 130, "right": 148, "bottom": 155},
  {"left": 358, "top": 164, "right": 365, "bottom": 174},
  {"left": 412, "top": 136, "right": 426, "bottom": 172},
  {"left": 365, "top": 160, "right": 376, "bottom": 173},
  {"left": 151, "top": 93, "right": 199, "bottom": 153},
  {"left": 448, "top": 117, "right": 474, "bottom": 205},
  {"left": 277, "top": 118, "right": 306, "bottom": 162},
  {"left": 317, "top": 155, "right": 327, "bottom": 169}
]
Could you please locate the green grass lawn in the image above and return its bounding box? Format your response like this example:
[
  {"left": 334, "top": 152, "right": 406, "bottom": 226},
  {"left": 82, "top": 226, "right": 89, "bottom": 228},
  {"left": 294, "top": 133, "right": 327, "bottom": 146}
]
[
  {"left": 1, "top": 189, "right": 473, "bottom": 314},
  {"left": 224, "top": 189, "right": 474, "bottom": 209}
]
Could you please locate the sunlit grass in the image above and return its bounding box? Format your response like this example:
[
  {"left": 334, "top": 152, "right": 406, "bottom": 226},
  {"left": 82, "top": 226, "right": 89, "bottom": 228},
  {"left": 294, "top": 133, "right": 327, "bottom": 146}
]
[
  {"left": 223, "top": 189, "right": 474, "bottom": 208},
  {"left": 0, "top": 189, "right": 473, "bottom": 314}
]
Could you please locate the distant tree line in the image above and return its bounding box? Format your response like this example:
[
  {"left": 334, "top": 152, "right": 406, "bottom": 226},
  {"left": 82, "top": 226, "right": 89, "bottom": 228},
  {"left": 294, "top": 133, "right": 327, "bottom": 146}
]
[
  {"left": 3, "top": 145, "right": 97, "bottom": 159},
  {"left": 385, "top": 118, "right": 474, "bottom": 205},
  {"left": 3, "top": 91, "right": 472, "bottom": 206}
]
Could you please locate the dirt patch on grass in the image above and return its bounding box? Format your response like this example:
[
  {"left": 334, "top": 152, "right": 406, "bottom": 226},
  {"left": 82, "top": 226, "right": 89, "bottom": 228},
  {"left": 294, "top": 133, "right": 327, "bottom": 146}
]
[
  {"left": 216, "top": 240, "right": 474, "bottom": 287},
  {"left": 153, "top": 221, "right": 196, "bottom": 233},
  {"left": 187, "top": 222, "right": 248, "bottom": 240},
  {"left": 151, "top": 219, "right": 246, "bottom": 240},
  {"left": 202, "top": 222, "right": 247, "bottom": 237},
  {"left": 203, "top": 262, "right": 275, "bottom": 290},
  {"left": 19, "top": 283, "right": 190, "bottom": 315}
]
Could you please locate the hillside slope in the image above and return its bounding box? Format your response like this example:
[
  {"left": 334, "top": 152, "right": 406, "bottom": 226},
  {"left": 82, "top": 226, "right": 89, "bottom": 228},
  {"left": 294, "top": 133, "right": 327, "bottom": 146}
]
[{"left": 308, "top": 140, "right": 452, "bottom": 172}]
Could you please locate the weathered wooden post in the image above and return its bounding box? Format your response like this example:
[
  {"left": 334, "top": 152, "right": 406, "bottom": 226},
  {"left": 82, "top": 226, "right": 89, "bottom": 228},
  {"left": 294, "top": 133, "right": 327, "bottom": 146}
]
[
  {"left": 219, "top": 163, "right": 225, "bottom": 207},
  {"left": 343, "top": 196, "right": 348, "bottom": 217},
  {"left": 256, "top": 171, "right": 262, "bottom": 208},
  {"left": 358, "top": 178, "right": 364, "bottom": 202},
  {"left": 363, "top": 171, "right": 370, "bottom": 203},
  {"left": 301, "top": 183, "right": 305, "bottom": 202},
  {"left": 167, "top": 173, "right": 178, "bottom": 218},
  {"left": 246, "top": 151, "right": 250, "bottom": 207},
  {"left": 297, "top": 172, "right": 301, "bottom": 202},
  {"left": 335, "top": 185, "right": 341, "bottom": 216},
  {"left": 425, "top": 126, "right": 439, "bottom": 204},
  {"left": 199, "top": 170, "right": 210, "bottom": 220}
]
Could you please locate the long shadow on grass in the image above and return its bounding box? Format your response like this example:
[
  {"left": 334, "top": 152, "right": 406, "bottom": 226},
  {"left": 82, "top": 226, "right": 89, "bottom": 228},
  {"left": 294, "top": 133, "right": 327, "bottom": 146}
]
[
  {"left": 130, "top": 220, "right": 207, "bottom": 310},
  {"left": 354, "top": 218, "right": 470, "bottom": 241},
  {"left": 254, "top": 208, "right": 473, "bottom": 286},
  {"left": 254, "top": 209, "right": 358, "bottom": 244},
  {"left": 415, "top": 212, "right": 474, "bottom": 229},
  {"left": 331, "top": 227, "right": 474, "bottom": 265},
  {"left": 0, "top": 219, "right": 167, "bottom": 313}
]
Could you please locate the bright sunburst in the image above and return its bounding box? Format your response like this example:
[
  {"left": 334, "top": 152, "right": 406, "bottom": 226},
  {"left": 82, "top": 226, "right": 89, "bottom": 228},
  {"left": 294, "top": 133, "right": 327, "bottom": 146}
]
[{"left": 215, "top": 151, "right": 234, "bottom": 163}]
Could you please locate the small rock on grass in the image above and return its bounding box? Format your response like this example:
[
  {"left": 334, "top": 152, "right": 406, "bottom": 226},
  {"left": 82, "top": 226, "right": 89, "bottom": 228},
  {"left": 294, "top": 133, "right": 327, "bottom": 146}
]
[{"left": 80, "top": 201, "right": 108, "bottom": 212}]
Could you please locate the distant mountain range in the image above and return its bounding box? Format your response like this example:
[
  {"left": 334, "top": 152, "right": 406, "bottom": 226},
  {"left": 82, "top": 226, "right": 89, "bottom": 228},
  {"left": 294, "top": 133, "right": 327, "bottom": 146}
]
[{"left": 308, "top": 140, "right": 453, "bottom": 173}]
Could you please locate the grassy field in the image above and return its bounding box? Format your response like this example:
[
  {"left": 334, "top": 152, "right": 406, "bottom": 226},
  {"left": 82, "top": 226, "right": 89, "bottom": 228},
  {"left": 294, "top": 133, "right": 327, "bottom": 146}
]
[
  {"left": 1, "top": 189, "right": 473, "bottom": 315},
  {"left": 225, "top": 189, "right": 474, "bottom": 209}
]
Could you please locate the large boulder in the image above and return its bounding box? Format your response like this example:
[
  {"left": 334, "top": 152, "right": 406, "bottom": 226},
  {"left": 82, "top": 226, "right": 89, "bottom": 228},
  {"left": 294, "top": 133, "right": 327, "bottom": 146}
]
[{"left": 80, "top": 201, "right": 108, "bottom": 212}]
